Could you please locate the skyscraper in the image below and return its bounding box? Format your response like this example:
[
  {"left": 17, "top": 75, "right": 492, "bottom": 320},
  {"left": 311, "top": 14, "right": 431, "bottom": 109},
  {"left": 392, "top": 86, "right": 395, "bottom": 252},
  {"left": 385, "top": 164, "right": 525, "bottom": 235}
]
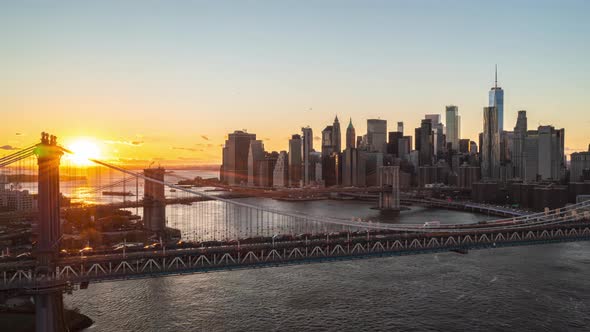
[
  {"left": 482, "top": 106, "right": 500, "bottom": 179},
  {"left": 570, "top": 145, "right": 590, "bottom": 182},
  {"left": 418, "top": 119, "right": 434, "bottom": 166},
  {"left": 288, "top": 134, "right": 302, "bottom": 187},
  {"left": 512, "top": 110, "right": 527, "bottom": 179},
  {"left": 425, "top": 114, "right": 441, "bottom": 125},
  {"left": 367, "top": 119, "right": 387, "bottom": 153},
  {"left": 247, "top": 140, "right": 265, "bottom": 186},
  {"left": 301, "top": 127, "right": 313, "bottom": 185},
  {"left": 537, "top": 125, "right": 565, "bottom": 180},
  {"left": 397, "top": 122, "right": 404, "bottom": 134},
  {"left": 258, "top": 152, "right": 278, "bottom": 187},
  {"left": 221, "top": 130, "right": 256, "bottom": 185},
  {"left": 521, "top": 125, "right": 565, "bottom": 181},
  {"left": 489, "top": 65, "right": 504, "bottom": 132},
  {"left": 346, "top": 118, "right": 356, "bottom": 149},
  {"left": 425, "top": 114, "right": 444, "bottom": 155},
  {"left": 321, "top": 125, "right": 334, "bottom": 157},
  {"left": 332, "top": 116, "right": 341, "bottom": 154},
  {"left": 342, "top": 147, "right": 358, "bottom": 186},
  {"left": 398, "top": 136, "right": 411, "bottom": 160},
  {"left": 387, "top": 131, "right": 403, "bottom": 156},
  {"left": 445, "top": 105, "right": 461, "bottom": 151},
  {"left": 272, "top": 151, "right": 289, "bottom": 188}
]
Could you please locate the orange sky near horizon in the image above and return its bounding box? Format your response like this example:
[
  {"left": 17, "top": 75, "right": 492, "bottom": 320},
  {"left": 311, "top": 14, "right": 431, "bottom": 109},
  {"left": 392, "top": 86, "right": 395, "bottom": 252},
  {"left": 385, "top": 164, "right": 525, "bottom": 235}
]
[{"left": 1, "top": 2, "right": 589, "bottom": 166}]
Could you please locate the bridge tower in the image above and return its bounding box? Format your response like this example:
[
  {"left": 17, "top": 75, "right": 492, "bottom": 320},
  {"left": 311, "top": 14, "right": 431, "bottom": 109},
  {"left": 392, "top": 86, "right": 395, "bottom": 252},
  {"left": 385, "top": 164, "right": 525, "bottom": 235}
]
[
  {"left": 378, "top": 166, "right": 400, "bottom": 213},
  {"left": 143, "top": 167, "right": 166, "bottom": 234},
  {"left": 33, "top": 132, "right": 67, "bottom": 332}
]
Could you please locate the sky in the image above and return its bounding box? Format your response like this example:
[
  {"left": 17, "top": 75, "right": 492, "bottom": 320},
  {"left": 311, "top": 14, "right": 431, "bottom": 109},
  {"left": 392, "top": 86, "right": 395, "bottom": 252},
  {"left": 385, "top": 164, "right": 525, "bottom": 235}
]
[{"left": 1, "top": 0, "right": 589, "bottom": 165}]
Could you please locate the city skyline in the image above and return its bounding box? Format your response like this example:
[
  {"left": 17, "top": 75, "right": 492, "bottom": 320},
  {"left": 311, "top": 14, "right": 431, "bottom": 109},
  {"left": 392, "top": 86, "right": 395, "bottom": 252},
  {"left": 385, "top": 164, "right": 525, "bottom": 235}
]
[
  {"left": 1, "top": 2, "right": 590, "bottom": 331},
  {"left": 1, "top": 1, "right": 589, "bottom": 165}
]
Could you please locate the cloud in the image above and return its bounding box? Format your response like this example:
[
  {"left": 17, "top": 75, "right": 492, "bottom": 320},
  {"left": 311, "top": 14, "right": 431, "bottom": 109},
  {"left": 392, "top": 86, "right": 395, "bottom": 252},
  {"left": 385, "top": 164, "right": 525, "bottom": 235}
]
[
  {"left": 0, "top": 145, "right": 18, "bottom": 150},
  {"left": 105, "top": 140, "right": 144, "bottom": 146},
  {"left": 172, "top": 147, "right": 202, "bottom": 152},
  {"left": 200, "top": 135, "right": 209, "bottom": 141},
  {"left": 313, "top": 136, "right": 321, "bottom": 141},
  {"left": 263, "top": 137, "right": 271, "bottom": 141},
  {"left": 15, "top": 133, "right": 23, "bottom": 136},
  {"left": 193, "top": 143, "right": 214, "bottom": 148}
]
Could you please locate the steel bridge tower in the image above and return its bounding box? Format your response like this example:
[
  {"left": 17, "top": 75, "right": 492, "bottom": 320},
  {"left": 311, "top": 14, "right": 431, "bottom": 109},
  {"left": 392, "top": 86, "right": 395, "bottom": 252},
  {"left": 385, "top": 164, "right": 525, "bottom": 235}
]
[
  {"left": 378, "top": 166, "right": 400, "bottom": 213},
  {"left": 33, "top": 132, "right": 66, "bottom": 332},
  {"left": 143, "top": 167, "right": 166, "bottom": 234}
]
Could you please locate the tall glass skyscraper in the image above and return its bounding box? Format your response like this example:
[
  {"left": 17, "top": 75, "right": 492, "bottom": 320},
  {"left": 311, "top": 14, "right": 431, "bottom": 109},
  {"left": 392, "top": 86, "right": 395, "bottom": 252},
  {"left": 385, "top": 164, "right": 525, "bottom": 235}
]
[
  {"left": 445, "top": 105, "right": 460, "bottom": 151},
  {"left": 489, "top": 66, "right": 504, "bottom": 132}
]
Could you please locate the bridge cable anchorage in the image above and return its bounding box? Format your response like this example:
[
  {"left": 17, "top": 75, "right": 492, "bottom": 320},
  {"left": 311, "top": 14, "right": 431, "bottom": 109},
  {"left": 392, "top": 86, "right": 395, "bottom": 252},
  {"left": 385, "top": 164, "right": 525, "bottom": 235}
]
[{"left": 86, "top": 158, "right": 590, "bottom": 234}]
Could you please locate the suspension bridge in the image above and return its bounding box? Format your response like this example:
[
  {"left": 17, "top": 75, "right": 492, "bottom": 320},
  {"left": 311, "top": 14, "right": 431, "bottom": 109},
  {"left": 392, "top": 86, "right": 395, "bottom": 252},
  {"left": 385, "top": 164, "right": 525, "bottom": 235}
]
[{"left": 1, "top": 133, "right": 590, "bottom": 331}]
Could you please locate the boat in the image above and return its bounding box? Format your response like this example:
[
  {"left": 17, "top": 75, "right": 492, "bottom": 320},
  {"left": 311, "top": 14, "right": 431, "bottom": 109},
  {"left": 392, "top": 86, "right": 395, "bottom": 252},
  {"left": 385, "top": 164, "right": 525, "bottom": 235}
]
[{"left": 170, "top": 189, "right": 176, "bottom": 192}]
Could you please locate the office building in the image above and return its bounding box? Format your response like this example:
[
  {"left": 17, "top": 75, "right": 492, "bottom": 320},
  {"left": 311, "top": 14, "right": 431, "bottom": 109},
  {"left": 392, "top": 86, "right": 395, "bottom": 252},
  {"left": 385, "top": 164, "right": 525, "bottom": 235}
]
[
  {"left": 522, "top": 125, "right": 565, "bottom": 181},
  {"left": 570, "top": 145, "right": 590, "bottom": 182},
  {"left": 445, "top": 106, "right": 460, "bottom": 151},
  {"left": 398, "top": 136, "right": 412, "bottom": 161},
  {"left": 418, "top": 119, "right": 434, "bottom": 166},
  {"left": 247, "top": 140, "right": 265, "bottom": 186},
  {"left": 301, "top": 127, "right": 313, "bottom": 185},
  {"left": 272, "top": 151, "right": 289, "bottom": 188},
  {"left": 512, "top": 110, "right": 527, "bottom": 179},
  {"left": 221, "top": 130, "right": 256, "bottom": 185},
  {"left": 426, "top": 114, "right": 445, "bottom": 155},
  {"left": 482, "top": 106, "right": 500, "bottom": 179},
  {"left": 321, "top": 125, "right": 334, "bottom": 157},
  {"left": 342, "top": 148, "right": 358, "bottom": 186},
  {"left": 258, "top": 152, "right": 278, "bottom": 187},
  {"left": 387, "top": 131, "right": 403, "bottom": 157},
  {"left": 459, "top": 139, "right": 470, "bottom": 154},
  {"left": 538, "top": 125, "right": 565, "bottom": 180},
  {"left": 458, "top": 165, "right": 481, "bottom": 189},
  {"left": 332, "top": 116, "right": 341, "bottom": 154},
  {"left": 346, "top": 118, "right": 356, "bottom": 149},
  {"left": 367, "top": 119, "right": 387, "bottom": 153},
  {"left": 288, "top": 134, "right": 302, "bottom": 187},
  {"left": 323, "top": 153, "right": 340, "bottom": 187}
]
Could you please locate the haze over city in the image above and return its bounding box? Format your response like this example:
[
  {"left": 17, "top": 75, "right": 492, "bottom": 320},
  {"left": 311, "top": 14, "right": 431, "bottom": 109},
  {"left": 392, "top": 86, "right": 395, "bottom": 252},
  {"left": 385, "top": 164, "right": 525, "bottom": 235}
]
[{"left": 2, "top": 1, "right": 589, "bottom": 165}]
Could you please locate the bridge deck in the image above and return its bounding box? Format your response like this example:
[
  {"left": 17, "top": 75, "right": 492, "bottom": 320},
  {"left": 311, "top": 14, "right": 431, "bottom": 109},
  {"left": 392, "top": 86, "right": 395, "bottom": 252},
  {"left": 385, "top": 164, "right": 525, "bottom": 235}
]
[{"left": 2, "top": 220, "right": 589, "bottom": 291}]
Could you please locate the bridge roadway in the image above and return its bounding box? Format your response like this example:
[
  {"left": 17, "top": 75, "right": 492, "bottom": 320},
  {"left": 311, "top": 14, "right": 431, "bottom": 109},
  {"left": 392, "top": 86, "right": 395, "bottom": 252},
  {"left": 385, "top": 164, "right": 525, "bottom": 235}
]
[{"left": 2, "top": 218, "right": 589, "bottom": 291}]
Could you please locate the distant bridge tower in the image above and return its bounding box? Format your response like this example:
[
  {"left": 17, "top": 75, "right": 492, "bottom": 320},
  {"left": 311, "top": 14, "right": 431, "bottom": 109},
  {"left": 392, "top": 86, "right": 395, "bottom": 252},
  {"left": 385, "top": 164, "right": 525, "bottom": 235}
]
[
  {"left": 33, "top": 132, "right": 67, "bottom": 332},
  {"left": 378, "top": 166, "right": 400, "bottom": 212},
  {"left": 143, "top": 167, "right": 166, "bottom": 233}
]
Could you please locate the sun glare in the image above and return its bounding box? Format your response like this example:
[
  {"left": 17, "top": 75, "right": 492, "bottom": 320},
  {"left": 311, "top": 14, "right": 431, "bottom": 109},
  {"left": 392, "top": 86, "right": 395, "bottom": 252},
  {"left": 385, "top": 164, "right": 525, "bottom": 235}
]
[{"left": 66, "top": 139, "right": 101, "bottom": 166}]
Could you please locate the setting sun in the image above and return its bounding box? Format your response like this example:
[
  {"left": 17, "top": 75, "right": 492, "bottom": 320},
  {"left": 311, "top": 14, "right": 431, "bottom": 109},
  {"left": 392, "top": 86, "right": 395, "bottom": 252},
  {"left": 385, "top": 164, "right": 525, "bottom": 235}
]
[{"left": 65, "top": 139, "right": 101, "bottom": 166}]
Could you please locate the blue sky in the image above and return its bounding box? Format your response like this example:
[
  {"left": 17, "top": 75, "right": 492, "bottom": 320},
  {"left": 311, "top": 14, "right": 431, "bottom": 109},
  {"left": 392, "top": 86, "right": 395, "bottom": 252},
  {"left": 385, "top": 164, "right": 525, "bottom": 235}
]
[{"left": 1, "top": 0, "right": 588, "bottom": 162}]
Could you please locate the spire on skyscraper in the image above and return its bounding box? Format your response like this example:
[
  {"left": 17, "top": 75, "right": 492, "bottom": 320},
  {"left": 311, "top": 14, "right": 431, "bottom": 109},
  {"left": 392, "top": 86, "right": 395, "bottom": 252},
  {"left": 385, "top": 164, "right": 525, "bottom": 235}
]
[
  {"left": 348, "top": 117, "right": 354, "bottom": 129},
  {"left": 495, "top": 64, "right": 498, "bottom": 88}
]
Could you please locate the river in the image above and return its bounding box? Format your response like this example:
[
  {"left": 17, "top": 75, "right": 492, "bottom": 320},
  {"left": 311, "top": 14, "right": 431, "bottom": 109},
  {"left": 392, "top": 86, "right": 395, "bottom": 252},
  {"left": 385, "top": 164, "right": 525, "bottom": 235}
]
[{"left": 64, "top": 198, "right": 590, "bottom": 331}]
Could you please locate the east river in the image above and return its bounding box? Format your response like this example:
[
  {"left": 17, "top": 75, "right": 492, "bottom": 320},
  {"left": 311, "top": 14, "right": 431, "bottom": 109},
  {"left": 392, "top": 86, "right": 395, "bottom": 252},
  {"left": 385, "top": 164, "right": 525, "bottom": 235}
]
[{"left": 64, "top": 196, "right": 590, "bottom": 331}]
